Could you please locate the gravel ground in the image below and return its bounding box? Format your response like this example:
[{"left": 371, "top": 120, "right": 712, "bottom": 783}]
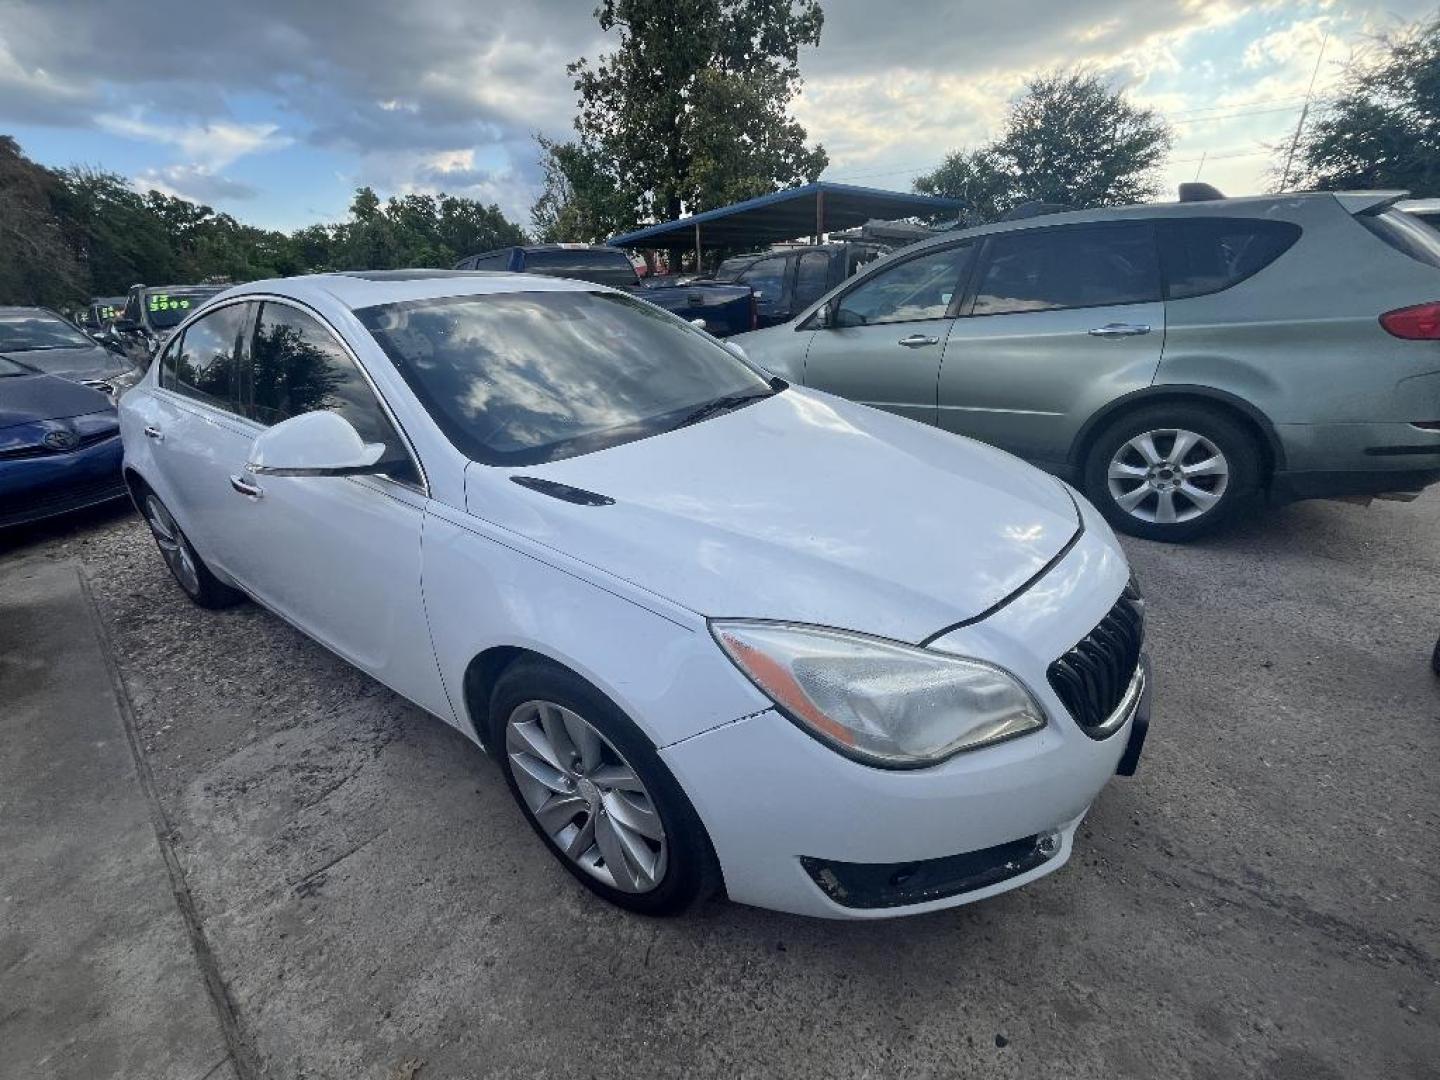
[{"left": 6, "top": 491, "right": 1439, "bottom": 1079}]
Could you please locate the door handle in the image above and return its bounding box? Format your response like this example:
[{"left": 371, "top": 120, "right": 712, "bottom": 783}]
[
  {"left": 1089, "top": 323, "right": 1151, "bottom": 338},
  {"left": 143, "top": 425, "right": 164, "bottom": 441},
  {"left": 228, "top": 474, "right": 263, "bottom": 499},
  {"left": 898, "top": 334, "right": 940, "bottom": 348}
]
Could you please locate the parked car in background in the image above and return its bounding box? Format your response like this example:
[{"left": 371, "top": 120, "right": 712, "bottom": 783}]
[
  {"left": 733, "top": 189, "right": 1440, "bottom": 541},
  {"left": 111, "top": 283, "right": 227, "bottom": 366},
  {"left": 703, "top": 244, "right": 884, "bottom": 328},
  {"left": 0, "top": 306, "right": 142, "bottom": 398},
  {"left": 78, "top": 296, "right": 128, "bottom": 335},
  {"left": 0, "top": 356, "right": 125, "bottom": 528},
  {"left": 120, "top": 269, "right": 1148, "bottom": 919},
  {"left": 454, "top": 244, "right": 756, "bottom": 336}
]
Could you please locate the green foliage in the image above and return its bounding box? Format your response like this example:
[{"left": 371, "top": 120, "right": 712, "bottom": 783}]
[
  {"left": 0, "top": 138, "right": 528, "bottom": 307},
  {"left": 916, "top": 72, "right": 1172, "bottom": 223},
  {"left": 551, "top": 0, "right": 828, "bottom": 239},
  {"left": 1289, "top": 16, "right": 1440, "bottom": 194}
]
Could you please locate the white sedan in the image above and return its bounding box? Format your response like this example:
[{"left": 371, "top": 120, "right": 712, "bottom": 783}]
[{"left": 118, "top": 270, "right": 1150, "bottom": 919}]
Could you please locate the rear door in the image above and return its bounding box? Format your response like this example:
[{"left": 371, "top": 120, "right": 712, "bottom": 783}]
[
  {"left": 142, "top": 300, "right": 256, "bottom": 567},
  {"left": 799, "top": 242, "right": 976, "bottom": 425},
  {"left": 937, "top": 222, "right": 1164, "bottom": 465}
]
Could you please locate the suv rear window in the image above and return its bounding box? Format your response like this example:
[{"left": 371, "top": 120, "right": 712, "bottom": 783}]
[
  {"left": 1157, "top": 218, "right": 1301, "bottom": 300},
  {"left": 1358, "top": 209, "right": 1440, "bottom": 270}
]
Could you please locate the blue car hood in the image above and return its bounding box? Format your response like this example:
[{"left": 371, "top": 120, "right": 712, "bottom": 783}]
[{"left": 0, "top": 372, "right": 116, "bottom": 428}]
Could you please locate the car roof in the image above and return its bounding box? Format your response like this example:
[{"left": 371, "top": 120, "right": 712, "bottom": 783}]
[{"left": 211, "top": 270, "right": 607, "bottom": 311}]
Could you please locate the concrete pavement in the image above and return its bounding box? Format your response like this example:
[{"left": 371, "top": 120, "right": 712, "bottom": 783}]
[{"left": 0, "top": 554, "right": 242, "bottom": 1080}]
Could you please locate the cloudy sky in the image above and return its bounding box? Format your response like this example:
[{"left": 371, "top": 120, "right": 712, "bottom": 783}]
[{"left": 1, "top": 0, "right": 1433, "bottom": 232}]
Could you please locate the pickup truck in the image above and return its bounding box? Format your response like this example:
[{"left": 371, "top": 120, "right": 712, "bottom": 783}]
[
  {"left": 702, "top": 243, "right": 887, "bottom": 329},
  {"left": 454, "top": 244, "right": 756, "bottom": 336}
]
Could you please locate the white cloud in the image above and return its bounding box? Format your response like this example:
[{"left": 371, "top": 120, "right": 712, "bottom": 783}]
[{"left": 95, "top": 115, "right": 292, "bottom": 170}]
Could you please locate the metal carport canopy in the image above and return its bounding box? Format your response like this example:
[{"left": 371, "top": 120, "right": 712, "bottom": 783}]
[{"left": 606, "top": 181, "right": 964, "bottom": 248}]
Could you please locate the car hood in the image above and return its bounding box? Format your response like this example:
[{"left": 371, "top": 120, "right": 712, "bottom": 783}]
[
  {"left": 465, "top": 389, "right": 1080, "bottom": 643},
  {"left": 0, "top": 345, "right": 130, "bottom": 384},
  {"left": 0, "top": 372, "right": 116, "bottom": 428}
]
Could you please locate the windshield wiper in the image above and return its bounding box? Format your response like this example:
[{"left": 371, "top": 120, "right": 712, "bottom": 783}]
[{"left": 668, "top": 390, "right": 775, "bottom": 431}]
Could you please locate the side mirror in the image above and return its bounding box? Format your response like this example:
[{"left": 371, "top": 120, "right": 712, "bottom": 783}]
[{"left": 246, "top": 411, "right": 386, "bottom": 477}]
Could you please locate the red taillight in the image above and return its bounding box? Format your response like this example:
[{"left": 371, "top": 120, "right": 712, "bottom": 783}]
[{"left": 1380, "top": 302, "right": 1440, "bottom": 339}]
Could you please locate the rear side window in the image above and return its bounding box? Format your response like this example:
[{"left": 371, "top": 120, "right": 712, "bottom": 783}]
[
  {"left": 971, "top": 224, "right": 1160, "bottom": 316},
  {"left": 1158, "top": 218, "right": 1301, "bottom": 300},
  {"left": 461, "top": 251, "right": 512, "bottom": 271},
  {"left": 521, "top": 248, "right": 637, "bottom": 288},
  {"left": 162, "top": 303, "right": 248, "bottom": 414},
  {"left": 1358, "top": 210, "right": 1440, "bottom": 270},
  {"left": 246, "top": 303, "right": 420, "bottom": 486}
]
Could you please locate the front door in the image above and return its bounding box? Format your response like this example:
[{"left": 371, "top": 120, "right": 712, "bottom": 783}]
[
  {"left": 800, "top": 242, "right": 975, "bottom": 426},
  {"left": 211, "top": 299, "right": 453, "bottom": 723},
  {"left": 937, "top": 222, "right": 1165, "bottom": 465}
]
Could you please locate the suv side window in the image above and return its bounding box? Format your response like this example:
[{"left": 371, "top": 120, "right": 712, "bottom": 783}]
[
  {"left": 162, "top": 302, "right": 248, "bottom": 414},
  {"left": 794, "top": 251, "right": 831, "bottom": 311},
  {"left": 971, "top": 224, "right": 1159, "bottom": 316},
  {"left": 836, "top": 244, "right": 973, "bottom": 326},
  {"left": 739, "top": 256, "right": 791, "bottom": 308},
  {"left": 245, "top": 302, "right": 420, "bottom": 487},
  {"left": 1158, "top": 218, "right": 1302, "bottom": 299},
  {"left": 462, "top": 251, "right": 512, "bottom": 272}
]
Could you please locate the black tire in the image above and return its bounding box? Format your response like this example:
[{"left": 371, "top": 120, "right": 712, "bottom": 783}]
[
  {"left": 137, "top": 488, "right": 245, "bottom": 609},
  {"left": 1083, "top": 403, "right": 1263, "bottom": 542},
  {"left": 490, "top": 657, "right": 720, "bottom": 916}
]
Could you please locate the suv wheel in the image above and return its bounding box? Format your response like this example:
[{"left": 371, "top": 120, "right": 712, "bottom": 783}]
[{"left": 1084, "top": 404, "right": 1261, "bottom": 541}]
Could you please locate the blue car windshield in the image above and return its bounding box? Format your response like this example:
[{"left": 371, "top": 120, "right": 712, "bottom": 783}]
[{"left": 0, "top": 310, "right": 93, "bottom": 351}]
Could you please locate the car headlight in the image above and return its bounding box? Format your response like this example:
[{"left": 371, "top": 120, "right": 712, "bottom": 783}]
[{"left": 710, "top": 620, "right": 1046, "bottom": 768}]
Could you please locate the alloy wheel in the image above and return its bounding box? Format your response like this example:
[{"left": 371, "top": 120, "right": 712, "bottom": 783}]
[
  {"left": 1106, "top": 428, "right": 1230, "bottom": 525},
  {"left": 143, "top": 494, "right": 201, "bottom": 596},
  {"left": 505, "top": 699, "right": 668, "bottom": 894}
]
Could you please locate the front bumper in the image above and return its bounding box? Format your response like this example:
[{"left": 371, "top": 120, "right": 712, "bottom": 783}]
[
  {"left": 0, "top": 436, "right": 126, "bottom": 528},
  {"left": 664, "top": 500, "right": 1146, "bottom": 919}
]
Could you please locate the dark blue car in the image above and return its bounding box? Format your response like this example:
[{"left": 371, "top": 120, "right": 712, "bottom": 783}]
[{"left": 0, "top": 355, "right": 126, "bottom": 528}]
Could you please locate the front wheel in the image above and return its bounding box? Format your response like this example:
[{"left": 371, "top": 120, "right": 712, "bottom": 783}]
[
  {"left": 491, "top": 658, "right": 719, "bottom": 915},
  {"left": 1083, "top": 404, "right": 1262, "bottom": 542}
]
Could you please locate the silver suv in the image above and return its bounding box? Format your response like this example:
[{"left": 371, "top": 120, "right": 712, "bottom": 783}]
[{"left": 733, "top": 190, "right": 1440, "bottom": 541}]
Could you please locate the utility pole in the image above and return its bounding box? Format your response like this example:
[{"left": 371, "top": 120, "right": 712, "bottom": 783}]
[{"left": 1281, "top": 32, "right": 1330, "bottom": 191}]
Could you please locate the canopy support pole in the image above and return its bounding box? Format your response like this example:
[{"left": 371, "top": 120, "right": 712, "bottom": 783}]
[
  {"left": 816, "top": 189, "right": 825, "bottom": 243},
  {"left": 694, "top": 222, "right": 701, "bottom": 272}
]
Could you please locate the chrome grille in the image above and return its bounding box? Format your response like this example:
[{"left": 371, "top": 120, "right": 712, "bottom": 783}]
[{"left": 1047, "top": 583, "right": 1144, "bottom": 738}]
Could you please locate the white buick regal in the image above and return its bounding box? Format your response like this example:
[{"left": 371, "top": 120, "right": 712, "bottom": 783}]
[{"left": 119, "top": 270, "right": 1150, "bottom": 919}]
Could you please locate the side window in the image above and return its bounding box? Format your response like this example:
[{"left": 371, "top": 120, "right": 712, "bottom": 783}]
[
  {"left": 166, "top": 303, "right": 247, "bottom": 413},
  {"left": 465, "top": 251, "right": 511, "bottom": 271},
  {"left": 971, "top": 225, "right": 1159, "bottom": 317},
  {"left": 1158, "top": 218, "right": 1302, "bottom": 299},
  {"left": 738, "top": 256, "right": 791, "bottom": 309},
  {"left": 836, "top": 244, "right": 972, "bottom": 326},
  {"left": 246, "top": 302, "right": 420, "bottom": 487},
  {"left": 794, "top": 252, "right": 831, "bottom": 310}
]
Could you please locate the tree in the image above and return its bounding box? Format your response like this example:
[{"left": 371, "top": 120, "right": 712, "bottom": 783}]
[
  {"left": 0, "top": 136, "right": 85, "bottom": 305},
  {"left": 563, "top": 0, "right": 828, "bottom": 234},
  {"left": 915, "top": 72, "right": 1173, "bottom": 222},
  {"left": 1287, "top": 17, "right": 1440, "bottom": 194},
  {"left": 530, "top": 136, "right": 630, "bottom": 243}
]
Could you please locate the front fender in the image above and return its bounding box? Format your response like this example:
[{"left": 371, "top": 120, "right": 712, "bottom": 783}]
[{"left": 421, "top": 504, "right": 770, "bottom": 749}]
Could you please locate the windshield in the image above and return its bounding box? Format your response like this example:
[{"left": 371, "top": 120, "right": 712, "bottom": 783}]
[
  {"left": 145, "top": 289, "right": 221, "bottom": 328},
  {"left": 0, "top": 310, "right": 95, "bottom": 352},
  {"left": 357, "top": 290, "right": 774, "bottom": 465}
]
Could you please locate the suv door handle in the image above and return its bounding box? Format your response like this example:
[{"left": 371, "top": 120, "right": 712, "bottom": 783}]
[
  {"left": 229, "top": 474, "right": 263, "bottom": 499},
  {"left": 1089, "top": 323, "right": 1151, "bottom": 338},
  {"left": 143, "top": 425, "right": 164, "bottom": 441},
  {"left": 897, "top": 334, "right": 940, "bottom": 348}
]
